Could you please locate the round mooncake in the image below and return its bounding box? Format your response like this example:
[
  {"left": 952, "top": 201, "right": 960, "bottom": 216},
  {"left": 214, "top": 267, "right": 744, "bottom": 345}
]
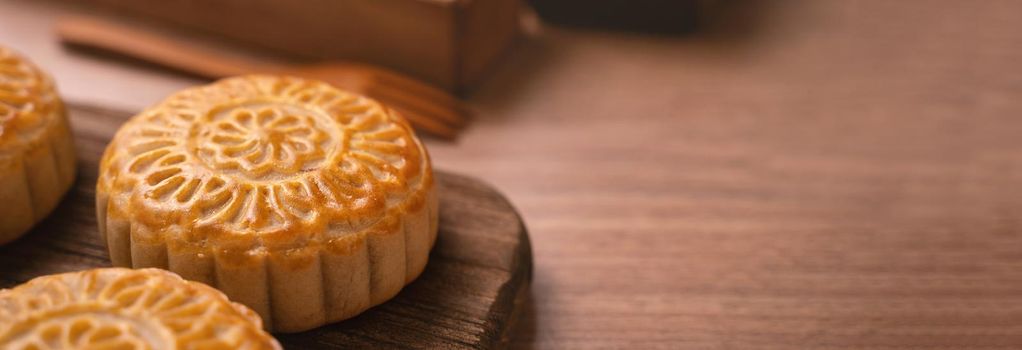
[
  {"left": 0, "top": 268, "right": 280, "bottom": 349},
  {"left": 97, "top": 75, "right": 438, "bottom": 332},
  {"left": 0, "top": 46, "right": 76, "bottom": 244}
]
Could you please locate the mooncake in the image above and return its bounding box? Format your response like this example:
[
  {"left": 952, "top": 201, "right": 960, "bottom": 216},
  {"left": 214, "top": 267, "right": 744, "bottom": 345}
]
[
  {"left": 0, "top": 46, "right": 76, "bottom": 244},
  {"left": 0, "top": 268, "right": 280, "bottom": 349},
  {"left": 97, "top": 75, "right": 438, "bottom": 332}
]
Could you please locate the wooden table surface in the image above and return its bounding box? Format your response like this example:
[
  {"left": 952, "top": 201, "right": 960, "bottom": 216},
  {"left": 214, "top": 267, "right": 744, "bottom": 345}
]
[{"left": 5, "top": 0, "right": 1022, "bottom": 348}]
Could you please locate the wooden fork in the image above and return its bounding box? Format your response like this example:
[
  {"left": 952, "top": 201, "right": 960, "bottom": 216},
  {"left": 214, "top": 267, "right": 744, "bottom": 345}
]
[{"left": 56, "top": 15, "right": 467, "bottom": 139}]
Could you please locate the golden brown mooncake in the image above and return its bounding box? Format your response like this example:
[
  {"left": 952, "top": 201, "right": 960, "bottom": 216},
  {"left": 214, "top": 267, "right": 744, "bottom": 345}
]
[
  {"left": 0, "top": 268, "right": 281, "bottom": 350},
  {"left": 96, "top": 75, "right": 438, "bottom": 332},
  {"left": 0, "top": 46, "right": 76, "bottom": 244}
]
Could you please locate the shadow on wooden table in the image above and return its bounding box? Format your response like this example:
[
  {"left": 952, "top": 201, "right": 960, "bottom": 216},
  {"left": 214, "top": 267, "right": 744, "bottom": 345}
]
[{"left": 470, "top": 0, "right": 784, "bottom": 120}]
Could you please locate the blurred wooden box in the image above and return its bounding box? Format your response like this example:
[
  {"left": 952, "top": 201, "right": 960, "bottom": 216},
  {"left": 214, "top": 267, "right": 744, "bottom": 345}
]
[{"left": 78, "top": 0, "right": 521, "bottom": 92}]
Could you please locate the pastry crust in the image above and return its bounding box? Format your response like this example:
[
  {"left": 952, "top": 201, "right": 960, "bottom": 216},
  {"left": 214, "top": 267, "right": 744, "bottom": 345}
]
[
  {"left": 97, "top": 75, "right": 438, "bottom": 332},
  {"left": 0, "top": 46, "right": 77, "bottom": 244},
  {"left": 0, "top": 268, "right": 281, "bottom": 350}
]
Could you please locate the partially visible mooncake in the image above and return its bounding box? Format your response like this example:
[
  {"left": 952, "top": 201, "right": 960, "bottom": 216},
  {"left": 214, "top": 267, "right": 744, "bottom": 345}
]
[
  {"left": 0, "top": 268, "right": 281, "bottom": 349},
  {"left": 97, "top": 75, "right": 438, "bottom": 332},
  {"left": 0, "top": 46, "right": 76, "bottom": 244}
]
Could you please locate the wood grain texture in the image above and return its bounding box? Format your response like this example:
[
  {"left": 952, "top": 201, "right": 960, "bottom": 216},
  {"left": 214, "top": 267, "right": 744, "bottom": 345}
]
[
  {"left": 62, "top": 0, "right": 520, "bottom": 91},
  {"left": 441, "top": 1, "right": 1022, "bottom": 348},
  {"left": 5, "top": 0, "right": 1022, "bottom": 348},
  {"left": 0, "top": 104, "right": 532, "bottom": 349}
]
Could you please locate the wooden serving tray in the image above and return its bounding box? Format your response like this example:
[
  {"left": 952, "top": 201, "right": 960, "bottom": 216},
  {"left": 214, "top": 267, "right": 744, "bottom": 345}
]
[{"left": 0, "top": 104, "right": 532, "bottom": 349}]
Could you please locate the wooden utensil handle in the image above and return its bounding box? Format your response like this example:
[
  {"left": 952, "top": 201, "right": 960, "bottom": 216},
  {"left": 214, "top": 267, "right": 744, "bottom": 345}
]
[{"left": 56, "top": 16, "right": 276, "bottom": 79}]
